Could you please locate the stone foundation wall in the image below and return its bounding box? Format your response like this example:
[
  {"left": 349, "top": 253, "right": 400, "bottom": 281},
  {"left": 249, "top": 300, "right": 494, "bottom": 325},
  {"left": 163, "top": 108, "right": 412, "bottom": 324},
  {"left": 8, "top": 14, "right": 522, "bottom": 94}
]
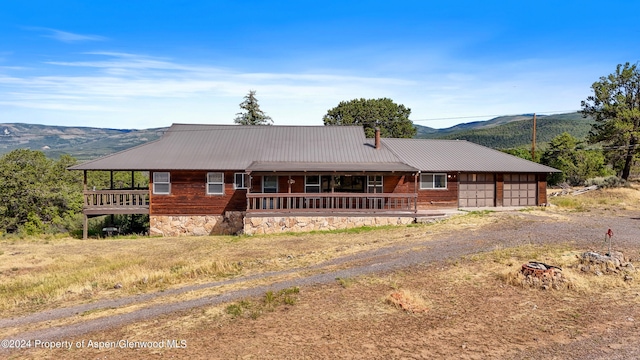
[
  {"left": 244, "top": 215, "right": 415, "bottom": 235},
  {"left": 150, "top": 211, "right": 244, "bottom": 236}
]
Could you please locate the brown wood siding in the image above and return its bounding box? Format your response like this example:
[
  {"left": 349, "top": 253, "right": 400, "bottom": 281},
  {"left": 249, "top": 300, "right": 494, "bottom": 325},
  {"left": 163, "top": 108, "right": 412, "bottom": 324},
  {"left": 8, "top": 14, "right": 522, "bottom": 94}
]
[
  {"left": 537, "top": 174, "right": 547, "bottom": 205},
  {"left": 290, "top": 175, "right": 305, "bottom": 193},
  {"left": 495, "top": 173, "right": 504, "bottom": 207},
  {"left": 383, "top": 175, "right": 412, "bottom": 193},
  {"left": 413, "top": 172, "right": 458, "bottom": 208},
  {"left": 150, "top": 170, "right": 247, "bottom": 215},
  {"left": 250, "top": 175, "right": 262, "bottom": 193},
  {"left": 278, "top": 176, "right": 289, "bottom": 193}
]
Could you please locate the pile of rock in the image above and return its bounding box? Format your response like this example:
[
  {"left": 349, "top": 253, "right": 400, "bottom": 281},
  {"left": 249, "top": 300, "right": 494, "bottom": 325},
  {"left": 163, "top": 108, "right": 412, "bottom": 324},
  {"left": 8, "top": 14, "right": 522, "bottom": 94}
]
[
  {"left": 579, "top": 251, "right": 635, "bottom": 280},
  {"left": 520, "top": 262, "right": 566, "bottom": 290}
]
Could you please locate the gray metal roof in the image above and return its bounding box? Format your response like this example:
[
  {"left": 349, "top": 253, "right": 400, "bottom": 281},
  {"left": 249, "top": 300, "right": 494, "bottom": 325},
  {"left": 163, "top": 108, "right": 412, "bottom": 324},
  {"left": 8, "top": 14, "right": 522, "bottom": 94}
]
[
  {"left": 69, "top": 124, "right": 410, "bottom": 171},
  {"left": 69, "top": 124, "right": 559, "bottom": 174},
  {"left": 382, "top": 138, "right": 560, "bottom": 173}
]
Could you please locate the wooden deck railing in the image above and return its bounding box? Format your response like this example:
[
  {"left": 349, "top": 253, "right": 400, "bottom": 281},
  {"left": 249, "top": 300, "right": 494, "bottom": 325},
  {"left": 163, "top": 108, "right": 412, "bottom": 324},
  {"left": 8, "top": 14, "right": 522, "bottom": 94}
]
[
  {"left": 246, "top": 193, "right": 417, "bottom": 213},
  {"left": 83, "top": 190, "right": 150, "bottom": 215}
]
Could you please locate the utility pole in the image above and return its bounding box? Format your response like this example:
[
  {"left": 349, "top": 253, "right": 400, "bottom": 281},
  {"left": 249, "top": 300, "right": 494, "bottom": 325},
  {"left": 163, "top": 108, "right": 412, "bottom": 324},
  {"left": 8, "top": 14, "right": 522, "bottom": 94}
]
[{"left": 531, "top": 113, "right": 537, "bottom": 160}]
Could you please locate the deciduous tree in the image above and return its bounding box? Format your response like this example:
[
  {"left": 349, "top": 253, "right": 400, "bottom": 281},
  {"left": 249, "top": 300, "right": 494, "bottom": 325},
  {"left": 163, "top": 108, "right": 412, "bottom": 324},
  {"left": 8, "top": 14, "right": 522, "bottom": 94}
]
[
  {"left": 581, "top": 62, "right": 640, "bottom": 180},
  {"left": 0, "top": 150, "right": 83, "bottom": 234},
  {"left": 323, "top": 98, "right": 416, "bottom": 138}
]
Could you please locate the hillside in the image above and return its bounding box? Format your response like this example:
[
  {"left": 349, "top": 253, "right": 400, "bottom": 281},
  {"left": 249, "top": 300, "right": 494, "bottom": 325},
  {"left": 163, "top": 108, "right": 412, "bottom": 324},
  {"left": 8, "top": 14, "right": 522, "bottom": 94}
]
[
  {"left": 415, "top": 112, "right": 593, "bottom": 149},
  {"left": 415, "top": 114, "right": 534, "bottom": 138},
  {"left": 0, "top": 123, "right": 166, "bottom": 160},
  {"left": 1, "top": 112, "right": 594, "bottom": 160}
]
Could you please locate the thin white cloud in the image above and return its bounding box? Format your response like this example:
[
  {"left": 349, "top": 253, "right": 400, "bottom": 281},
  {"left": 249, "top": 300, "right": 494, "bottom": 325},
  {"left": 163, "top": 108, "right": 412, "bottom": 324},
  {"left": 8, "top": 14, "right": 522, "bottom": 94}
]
[
  {"left": 4, "top": 53, "right": 414, "bottom": 102},
  {"left": 0, "top": 100, "right": 117, "bottom": 112},
  {"left": 25, "top": 27, "right": 107, "bottom": 43},
  {"left": 0, "top": 51, "right": 594, "bottom": 128}
]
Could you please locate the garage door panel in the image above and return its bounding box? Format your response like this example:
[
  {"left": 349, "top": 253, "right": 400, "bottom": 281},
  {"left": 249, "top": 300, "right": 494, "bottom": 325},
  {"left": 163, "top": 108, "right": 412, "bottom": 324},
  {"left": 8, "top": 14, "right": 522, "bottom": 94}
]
[
  {"left": 459, "top": 173, "right": 496, "bottom": 207},
  {"left": 503, "top": 173, "right": 537, "bottom": 207}
]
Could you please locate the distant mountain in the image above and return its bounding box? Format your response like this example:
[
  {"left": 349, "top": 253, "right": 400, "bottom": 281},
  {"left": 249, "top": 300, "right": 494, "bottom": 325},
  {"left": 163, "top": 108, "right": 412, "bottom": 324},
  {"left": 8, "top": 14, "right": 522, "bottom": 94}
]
[
  {"left": 415, "top": 112, "right": 594, "bottom": 149},
  {"left": 0, "top": 123, "right": 167, "bottom": 160},
  {"left": 1, "top": 113, "right": 594, "bottom": 160}
]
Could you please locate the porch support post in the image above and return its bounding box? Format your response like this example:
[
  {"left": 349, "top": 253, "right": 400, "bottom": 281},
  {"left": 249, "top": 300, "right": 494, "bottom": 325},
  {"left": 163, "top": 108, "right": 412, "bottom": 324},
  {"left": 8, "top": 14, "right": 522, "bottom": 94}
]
[
  {"left": 131, "top": 171, "right": 135, "bottom": 189},
  {"left": 83, "top": 214, "right": 88, "bottom": 240},
  {"left": 414, "top": 172, "right": 418, "bottom": 213},
  {"left": 110, "top": 170, "right": 115, "bottom": 225},
  {"left": 83, "top": 170, "right": 88, "bottom": 239},
  {"left": 247, "top": 174, "right": 251, "bottom": 211}
]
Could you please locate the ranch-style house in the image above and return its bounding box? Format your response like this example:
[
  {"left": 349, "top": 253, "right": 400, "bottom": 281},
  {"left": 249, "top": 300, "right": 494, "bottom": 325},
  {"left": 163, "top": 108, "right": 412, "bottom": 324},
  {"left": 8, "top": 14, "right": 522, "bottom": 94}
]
[{"left": 69, "top": 124, "right": 560, "bottom": 237}]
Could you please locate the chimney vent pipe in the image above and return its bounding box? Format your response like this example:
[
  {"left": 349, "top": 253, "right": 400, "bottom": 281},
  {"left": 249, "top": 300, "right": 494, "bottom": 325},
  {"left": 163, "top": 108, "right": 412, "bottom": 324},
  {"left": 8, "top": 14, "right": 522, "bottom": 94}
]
[{"left": 375, "top": 127, "right": 381, "bottom": 150}]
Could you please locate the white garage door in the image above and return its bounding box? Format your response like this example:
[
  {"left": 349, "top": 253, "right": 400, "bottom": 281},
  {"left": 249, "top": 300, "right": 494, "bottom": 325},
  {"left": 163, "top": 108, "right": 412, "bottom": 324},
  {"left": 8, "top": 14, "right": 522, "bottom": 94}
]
[
  {"left": 503, "top": 174, "right": 537, "bottom": 206},
  {"left": 458, "top": 173, "right": 495, "bottom": 207}
]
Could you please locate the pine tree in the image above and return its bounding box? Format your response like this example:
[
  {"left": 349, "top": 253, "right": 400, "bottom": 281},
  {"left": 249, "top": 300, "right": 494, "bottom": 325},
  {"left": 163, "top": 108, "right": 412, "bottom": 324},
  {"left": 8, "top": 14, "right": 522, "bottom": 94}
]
[
  {"left": 581, "top": 63, "right": 640, "bottom": 180},
  {"left": 234, "top": 90, "right": 273, "bottom": 125}
]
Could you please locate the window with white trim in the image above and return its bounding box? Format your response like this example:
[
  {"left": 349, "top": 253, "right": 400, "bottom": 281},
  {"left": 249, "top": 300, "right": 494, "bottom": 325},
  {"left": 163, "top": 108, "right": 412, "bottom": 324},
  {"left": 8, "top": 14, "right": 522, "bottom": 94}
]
[
  {"left": 153, "top": 172, "right": 170, "bottom": 194},
  {"left": 305, "top": 175, "right": 321, "bottom": 193},
  {"left": 367, "top": 175, "right": 383, "bottom": 193},
  {"left": 263, "top": 176, "right": 278, "bottom": 193},
  {"left": 420, "top": 173, "right": 447, "bottom": 189},
  {"left": 234, "top": 172, "right": 249, "bottom": 189},
  {"left": 207, "top": 172, "right": 224, "bottom": 195}
]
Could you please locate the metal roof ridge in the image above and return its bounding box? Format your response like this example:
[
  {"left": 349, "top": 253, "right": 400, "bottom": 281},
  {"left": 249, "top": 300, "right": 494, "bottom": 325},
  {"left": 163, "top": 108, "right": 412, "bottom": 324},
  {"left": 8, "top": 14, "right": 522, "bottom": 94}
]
[
  {"left": 378, "top": 138, "right": 415, "bottom": 169},
  {"left": 384, "top": 138, "right": 473, "bottom": 143},
  {"left": 169, "top": 123, "right": 365, "bottom": 128}
]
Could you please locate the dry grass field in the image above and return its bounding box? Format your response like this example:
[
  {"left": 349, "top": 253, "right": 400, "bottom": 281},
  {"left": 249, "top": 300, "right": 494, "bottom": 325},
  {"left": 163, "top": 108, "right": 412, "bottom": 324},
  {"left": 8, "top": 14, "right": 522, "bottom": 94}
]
[
  {"left": 2, "top": 185, "right": 640, "bottom": 359},
  {"left": 0, "top": 211, "right": 505, "bottom": 320}
]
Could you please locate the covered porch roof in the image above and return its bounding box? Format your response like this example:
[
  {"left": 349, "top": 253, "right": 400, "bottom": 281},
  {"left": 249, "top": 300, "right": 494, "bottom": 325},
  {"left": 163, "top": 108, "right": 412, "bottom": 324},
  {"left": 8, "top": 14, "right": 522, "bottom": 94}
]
[{"left": 246, "top": 161, "right": 417, "bottom": 173}]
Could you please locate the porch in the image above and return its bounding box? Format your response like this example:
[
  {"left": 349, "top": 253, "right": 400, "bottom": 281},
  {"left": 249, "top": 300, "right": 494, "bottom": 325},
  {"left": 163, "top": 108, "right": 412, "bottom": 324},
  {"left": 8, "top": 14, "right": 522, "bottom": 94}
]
[
  {"left": 83, "top": 190, "right": 150, "bottom": 215},
  {"left": 81, "top": 188, "right": 150, "bottom": 239},
  {"left": 246, "top": 193, "right": 418, "bottom": 214}
]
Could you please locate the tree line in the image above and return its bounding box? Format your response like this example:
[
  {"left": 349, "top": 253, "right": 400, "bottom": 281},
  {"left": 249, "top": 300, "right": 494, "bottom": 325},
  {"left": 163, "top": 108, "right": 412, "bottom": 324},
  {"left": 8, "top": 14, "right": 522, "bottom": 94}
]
[
  {"left": 0, "top": 149, "right": 148, "bottom": 236},
  {"left": 503, "top": 132, "right": 614, "bottom": 186}
]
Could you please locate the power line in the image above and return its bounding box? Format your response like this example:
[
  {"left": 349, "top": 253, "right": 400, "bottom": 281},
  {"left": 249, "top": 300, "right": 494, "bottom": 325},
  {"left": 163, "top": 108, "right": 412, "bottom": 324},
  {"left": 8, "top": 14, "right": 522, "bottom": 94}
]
[{"left": 409, "top": 110, "right": 581, "bottom": 122}]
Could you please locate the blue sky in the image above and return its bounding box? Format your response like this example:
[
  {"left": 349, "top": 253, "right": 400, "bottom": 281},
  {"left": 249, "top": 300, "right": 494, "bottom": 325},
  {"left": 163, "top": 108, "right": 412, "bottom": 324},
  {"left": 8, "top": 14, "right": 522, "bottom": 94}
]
[{"left": 1, "top": 1, "right": 639, "bottom": 129}]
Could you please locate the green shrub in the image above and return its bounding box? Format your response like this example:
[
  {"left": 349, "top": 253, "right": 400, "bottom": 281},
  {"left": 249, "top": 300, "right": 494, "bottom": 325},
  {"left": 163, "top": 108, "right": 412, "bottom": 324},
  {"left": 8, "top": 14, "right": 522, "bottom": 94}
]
[{"left": 584, "top": 176, "right": 628, "bottom": 188}]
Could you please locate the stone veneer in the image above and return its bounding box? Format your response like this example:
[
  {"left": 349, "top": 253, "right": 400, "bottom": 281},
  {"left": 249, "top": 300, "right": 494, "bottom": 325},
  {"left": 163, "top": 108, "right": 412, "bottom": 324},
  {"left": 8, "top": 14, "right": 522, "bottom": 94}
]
[
  {"left": 150, "top": 211, "right": 245, "bottom": 236},
  {"left": 244, "top": 215, "right": 415, "bottom": 235}
]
